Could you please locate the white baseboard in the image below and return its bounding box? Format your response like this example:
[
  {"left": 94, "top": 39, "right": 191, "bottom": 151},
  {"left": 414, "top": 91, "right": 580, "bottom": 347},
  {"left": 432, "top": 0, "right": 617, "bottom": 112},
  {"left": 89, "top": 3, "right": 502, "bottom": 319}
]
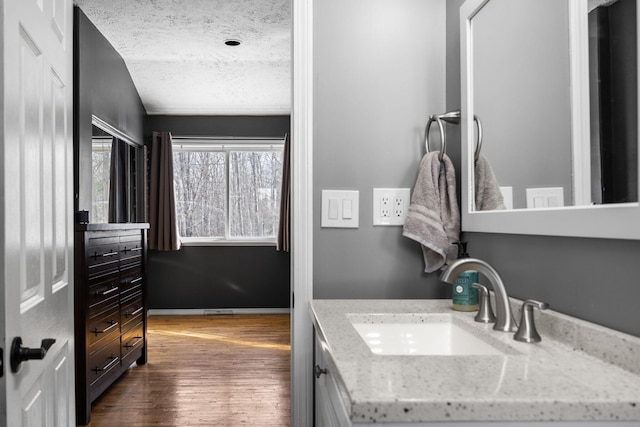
[{"left": 148, "top": 308, "right": 291, "bottom": 316}]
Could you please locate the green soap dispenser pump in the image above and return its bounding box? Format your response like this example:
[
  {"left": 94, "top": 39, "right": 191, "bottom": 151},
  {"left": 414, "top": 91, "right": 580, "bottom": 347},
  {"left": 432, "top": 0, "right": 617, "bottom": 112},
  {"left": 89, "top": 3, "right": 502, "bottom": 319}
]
[{"left": 452, "top": 241, "right": 479, "bottom": 312}]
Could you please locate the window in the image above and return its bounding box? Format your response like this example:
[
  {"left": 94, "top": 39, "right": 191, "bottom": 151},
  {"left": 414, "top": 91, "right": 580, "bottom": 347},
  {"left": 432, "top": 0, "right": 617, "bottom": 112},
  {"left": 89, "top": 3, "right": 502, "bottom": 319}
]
[{"left": 172, "top": 137, "right": 284, "bottom": 244}]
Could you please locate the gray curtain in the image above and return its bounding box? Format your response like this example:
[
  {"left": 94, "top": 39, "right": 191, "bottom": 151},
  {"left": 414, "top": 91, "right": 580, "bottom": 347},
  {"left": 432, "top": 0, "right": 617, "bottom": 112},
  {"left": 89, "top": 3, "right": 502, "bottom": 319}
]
[
  {"left": 276, "top": 133, "right": 290, "bottom": 252},
  {"left": 149, "top": 131, "right": 180, "bottom": 251},
  {"left": 108, "top": 137, "right": 129, "bottom": 223}
]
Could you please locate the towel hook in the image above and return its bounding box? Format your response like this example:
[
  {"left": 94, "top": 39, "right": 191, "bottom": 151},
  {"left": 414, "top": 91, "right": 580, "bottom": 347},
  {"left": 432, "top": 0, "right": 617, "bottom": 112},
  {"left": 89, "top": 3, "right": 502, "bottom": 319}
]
[
  {"left": 425, "top": 115, "right": 446, "bottom": 161},
  {"left": 424, "top": 110, "right": 483, "bottom": 162}
]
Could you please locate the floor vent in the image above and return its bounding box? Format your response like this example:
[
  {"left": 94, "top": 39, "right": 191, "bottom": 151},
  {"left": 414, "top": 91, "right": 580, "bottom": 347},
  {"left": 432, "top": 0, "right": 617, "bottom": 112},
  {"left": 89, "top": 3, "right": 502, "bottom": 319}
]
[{"left": 203, "top": 309, "right": 235, "bottom": 316}]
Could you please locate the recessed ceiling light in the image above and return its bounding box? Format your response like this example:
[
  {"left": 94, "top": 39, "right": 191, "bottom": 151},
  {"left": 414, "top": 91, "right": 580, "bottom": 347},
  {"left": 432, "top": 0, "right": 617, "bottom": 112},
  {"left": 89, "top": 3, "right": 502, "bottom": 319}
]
[{"left": 224, "top": 39, "right": 242, "bottom": 47}]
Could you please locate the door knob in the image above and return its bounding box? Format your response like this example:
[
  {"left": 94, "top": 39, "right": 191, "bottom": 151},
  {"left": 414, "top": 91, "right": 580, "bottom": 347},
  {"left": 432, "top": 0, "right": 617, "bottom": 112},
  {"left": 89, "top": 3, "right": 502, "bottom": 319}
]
[{"left": 10, "top": 337, "right": 56, "bottom": 373}]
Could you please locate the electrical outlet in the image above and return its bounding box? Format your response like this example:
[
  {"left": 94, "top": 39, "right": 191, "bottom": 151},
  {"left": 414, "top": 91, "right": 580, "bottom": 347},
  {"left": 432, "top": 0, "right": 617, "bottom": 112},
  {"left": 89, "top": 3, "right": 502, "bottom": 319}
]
[
  {"left": 393, "top": 196, "right": 405, "bottom": 218},
  {"left": 373, "top": 188, "right": 411, "bottom": 226},
  {"left": 381, "top": 196, "right": 390, "bottom": 218}
]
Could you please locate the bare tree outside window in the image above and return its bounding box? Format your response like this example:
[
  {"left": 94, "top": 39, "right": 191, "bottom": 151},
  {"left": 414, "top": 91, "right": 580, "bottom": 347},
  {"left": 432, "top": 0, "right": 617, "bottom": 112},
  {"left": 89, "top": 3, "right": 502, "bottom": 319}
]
[
  {"left": 229, "top": 151, "right": 282, "bottom": 238},
  {"left": 92, "top": 144, "right": 111, "bottom": 223},
  {"left": 173, "top": 143, "right": 283, "bottom": 240},
  {"left": 173, "top": 151, "right": 226, "bottom": 238}
]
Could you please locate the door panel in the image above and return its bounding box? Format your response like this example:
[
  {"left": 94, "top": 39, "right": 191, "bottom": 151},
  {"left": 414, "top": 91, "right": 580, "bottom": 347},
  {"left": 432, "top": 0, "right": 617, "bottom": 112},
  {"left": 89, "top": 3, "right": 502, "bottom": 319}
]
[
  {"left": 22, "top": 377, "right": 44, "bottom": 427},
  {"left": 53, "top": 347, "right": 71, "bottom": 427},
  {"left": 19, "top": 24, "right": 45, "bottom": 304},
  {"left": 2, "top": 0, "right": 74, "bottom": 425}
]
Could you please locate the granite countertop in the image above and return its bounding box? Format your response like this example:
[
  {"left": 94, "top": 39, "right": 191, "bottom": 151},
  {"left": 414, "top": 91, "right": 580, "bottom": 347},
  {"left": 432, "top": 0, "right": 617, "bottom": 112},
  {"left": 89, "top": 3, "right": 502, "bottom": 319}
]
[{"left": 310, "top": 299, "right": 640, "bottom": 423}]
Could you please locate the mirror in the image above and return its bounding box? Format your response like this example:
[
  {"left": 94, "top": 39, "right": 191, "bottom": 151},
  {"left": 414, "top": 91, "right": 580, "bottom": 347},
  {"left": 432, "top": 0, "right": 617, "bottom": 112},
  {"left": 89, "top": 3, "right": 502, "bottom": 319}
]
[
  {"left": 460, "top": 0, "right": 640, "bottom": 238},
  {"left": 91, "top": 116, "right": 142, "bottom": 223},
  {"left": 472, "top": 0, "right": 637, "bottom": 211}
]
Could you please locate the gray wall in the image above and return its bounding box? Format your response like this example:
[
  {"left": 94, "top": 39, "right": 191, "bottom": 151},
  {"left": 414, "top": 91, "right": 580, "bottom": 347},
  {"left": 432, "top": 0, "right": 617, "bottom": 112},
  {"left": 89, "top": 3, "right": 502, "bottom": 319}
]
[
  {"left": 312, "top": 0, "right": 640, "bottom": 339},
  {"left": 146, "top": 246, "right": 290, "bottom": 309},
  {"left": 73, "top": 7, "right": 146, "bottom": 215},
  {"left": 473, "top": 0, "right": 572, "bottom": 209},
  {"left": 446, "top": 0, "right": 640, "bottom": 338},
  {"left": 145, "top": 115, "right": 291, "bottom": 309},
  {"left": 313, "top": 0, "right": 448, "bottom": 299}
]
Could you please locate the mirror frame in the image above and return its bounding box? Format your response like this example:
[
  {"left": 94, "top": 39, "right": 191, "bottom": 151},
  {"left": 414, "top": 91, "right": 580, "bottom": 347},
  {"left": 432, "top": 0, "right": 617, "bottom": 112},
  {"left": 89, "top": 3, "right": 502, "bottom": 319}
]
[
  {"left": 90, "top": 115, "right": 144, "bottom": 224},
  {"left": 460, "top": 0, "right": 640, "bottom": 239},
  {"left": 91, "top": 115, "right": 141, "bottom": 147}
]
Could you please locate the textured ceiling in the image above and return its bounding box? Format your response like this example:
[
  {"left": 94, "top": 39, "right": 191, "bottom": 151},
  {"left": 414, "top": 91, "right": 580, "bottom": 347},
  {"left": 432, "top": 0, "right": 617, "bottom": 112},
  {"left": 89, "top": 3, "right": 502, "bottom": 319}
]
[{"left": 74, "top": 0, "right": 291, "bottom": 115}]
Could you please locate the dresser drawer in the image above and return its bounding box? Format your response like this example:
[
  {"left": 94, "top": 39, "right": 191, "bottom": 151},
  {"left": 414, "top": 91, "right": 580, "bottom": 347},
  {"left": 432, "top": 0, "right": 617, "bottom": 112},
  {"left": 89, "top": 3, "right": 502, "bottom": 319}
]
[
  {"left": 121, "top": 321, "right": 144, "bottom": 365},
  {"left": 121, "top": 293, "right": 144, "bottom": 330},
  {"left": 120, "top": 235, "right": 143, "bottom": 266},
  {"left": 87, "top": 337, "right": 120, "bottom": 388},
  {"left": 87, "top": 257, "right": 119, "bottom": 279},
  {"left": 86, "top": 240, "right": 120, "bottom": 262},
  {"left": 88, "top": 273, "right": 120, "bottom": 312},
  {"left": 120, "top": 265, "right": 143, "bottom": 299},
  {"left": 88, "top": 305, "right": 120, "bottom": 348}
]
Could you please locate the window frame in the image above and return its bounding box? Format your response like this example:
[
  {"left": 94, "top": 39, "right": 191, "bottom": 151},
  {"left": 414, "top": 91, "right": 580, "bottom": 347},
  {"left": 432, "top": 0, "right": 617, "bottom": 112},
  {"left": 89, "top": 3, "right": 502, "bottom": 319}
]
[{"left": 172, "top": 136, "right": 285, "bottom": 246}]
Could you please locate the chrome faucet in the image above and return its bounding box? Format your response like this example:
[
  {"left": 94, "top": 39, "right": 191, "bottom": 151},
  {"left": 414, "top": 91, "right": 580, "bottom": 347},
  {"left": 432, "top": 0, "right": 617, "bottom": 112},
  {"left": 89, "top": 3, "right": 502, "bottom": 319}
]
[{"left": 440, "top": 258, "right": 517, "bottom": 332}]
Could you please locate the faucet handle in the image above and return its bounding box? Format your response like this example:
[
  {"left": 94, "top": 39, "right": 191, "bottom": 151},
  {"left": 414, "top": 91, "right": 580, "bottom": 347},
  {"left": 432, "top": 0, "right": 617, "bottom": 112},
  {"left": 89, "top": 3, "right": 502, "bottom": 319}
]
[
  {"left": 472, "top": 283, "right": 496, "bottom": 323},
  {"left": 514, "top": 300, "right": 549, "bottom": 343}
]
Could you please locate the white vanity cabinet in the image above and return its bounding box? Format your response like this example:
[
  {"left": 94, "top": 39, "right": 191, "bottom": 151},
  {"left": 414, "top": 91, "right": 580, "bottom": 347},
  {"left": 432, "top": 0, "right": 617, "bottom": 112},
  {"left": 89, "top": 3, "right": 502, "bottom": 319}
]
[
  {"left": 310, "top": 299, "right": 640, "bottom": 426},
  {"left": 315, "top": 334, "right": 351, "bottom": 427}
]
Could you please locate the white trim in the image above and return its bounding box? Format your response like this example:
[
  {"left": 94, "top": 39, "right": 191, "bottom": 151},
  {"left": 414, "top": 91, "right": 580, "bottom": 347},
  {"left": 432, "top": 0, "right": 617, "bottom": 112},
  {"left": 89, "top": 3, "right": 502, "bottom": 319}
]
[
  {"left": 291, "top": 0, "right": 314, "bottom": 424},
  {"left": 148, "top": 308, "right": 290, "bottom": 316},
  {"left": 568, "top": 0, "right": 592, "bottom": 206},
  {"left": 179, "top": 238, "right": 276, "bottom": 247},
  {"left": 91, "top": 115, "right": 141, "bottom": 147},
  {"left": 145, "top": 105, "right": 292, "bottom": 116},
  {"left": 172, "top": 136, "right": 285, "bottom": 151}
]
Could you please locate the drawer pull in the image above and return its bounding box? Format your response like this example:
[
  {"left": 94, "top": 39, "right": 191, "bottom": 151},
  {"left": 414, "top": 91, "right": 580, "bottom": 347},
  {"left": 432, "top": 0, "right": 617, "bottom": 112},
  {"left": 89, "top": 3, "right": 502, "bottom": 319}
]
[
  {"left": 94, "top": 321, "right": 119, "bottom": 335},
  {"left": 130, "top": 277, "right": 143, "bottom": 284},
  {"left": 122, "top": 246, "right": 142, "bottom": 253},
  {"left": 95, "top": 286, "right": 118, "bottom": 297},
  {"left": 124, "top": 336, "right": 143, "bottom": 348},
  {"left": 101, "top": 251, "right": 119, "bottom": 258},
  {"left": 126, "top": 307, "right": 144, "bottom": 317},
  {"left": 93, "top": 355, "right": 119, "bottom": 372}
]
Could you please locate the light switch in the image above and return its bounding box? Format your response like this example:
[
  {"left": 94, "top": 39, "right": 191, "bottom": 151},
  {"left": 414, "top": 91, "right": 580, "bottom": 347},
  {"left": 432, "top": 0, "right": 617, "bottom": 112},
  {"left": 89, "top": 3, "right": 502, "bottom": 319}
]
[
  {"left": 321, "top": 190, "right": 359, "bottom": 228},
  {"left": 533, "top": 196, "right": 545, "bottom": 208},
  {"left": 342, "top": 199, "right": 353, "bottom": 219},
  {"left": 328, "top": 199, "right": 339, "bottom": 219}
]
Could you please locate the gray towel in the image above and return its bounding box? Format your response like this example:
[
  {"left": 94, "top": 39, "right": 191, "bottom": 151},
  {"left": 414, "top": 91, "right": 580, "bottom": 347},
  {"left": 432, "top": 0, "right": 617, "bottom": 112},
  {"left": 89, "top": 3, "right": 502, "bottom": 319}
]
[
  {"left": 475, "top": 153, "right": 505, "bottom": 211},
  {"left": 403, "top": 152, "right": 460, "bottom": 273}
]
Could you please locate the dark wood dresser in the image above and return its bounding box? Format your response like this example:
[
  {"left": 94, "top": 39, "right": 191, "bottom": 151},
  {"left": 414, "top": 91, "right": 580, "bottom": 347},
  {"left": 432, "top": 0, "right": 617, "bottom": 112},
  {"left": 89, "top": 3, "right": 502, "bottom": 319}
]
[{"left": 74, "top": 223, "right": 149, "bottom": 425}]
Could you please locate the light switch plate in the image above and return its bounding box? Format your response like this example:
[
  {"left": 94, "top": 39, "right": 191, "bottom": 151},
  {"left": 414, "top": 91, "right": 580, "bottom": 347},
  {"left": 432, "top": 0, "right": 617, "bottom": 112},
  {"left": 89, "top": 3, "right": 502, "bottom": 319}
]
[
  {"left": 321, "top": 190, "right": 359, "bottom": 228},
  {"left": 499, "top": 186, "right": 513, "bottom": 210},
  {"left": 526, "top": 187, "right": 564, "bottom": 209}
]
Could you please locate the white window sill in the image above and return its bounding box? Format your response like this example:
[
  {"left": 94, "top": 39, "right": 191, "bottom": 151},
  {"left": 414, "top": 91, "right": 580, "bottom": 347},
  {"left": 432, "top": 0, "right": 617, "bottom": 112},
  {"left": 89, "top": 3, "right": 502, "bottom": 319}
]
[{"left": 180, "top": 238, "right": 277, "bottom": 247}]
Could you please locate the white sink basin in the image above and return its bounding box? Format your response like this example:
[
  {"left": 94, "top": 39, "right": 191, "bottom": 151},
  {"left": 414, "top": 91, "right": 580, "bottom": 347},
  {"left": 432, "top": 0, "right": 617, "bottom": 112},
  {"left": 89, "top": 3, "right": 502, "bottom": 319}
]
[{"left": 351, "top": 314, "right": 504, "bottom": 356}]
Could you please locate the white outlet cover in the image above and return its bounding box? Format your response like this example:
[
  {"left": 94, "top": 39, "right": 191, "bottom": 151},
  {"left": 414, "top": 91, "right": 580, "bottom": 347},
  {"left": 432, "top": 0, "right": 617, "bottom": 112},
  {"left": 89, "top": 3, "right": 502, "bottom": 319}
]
[{"left": 373, "top": 188, "right": 411, "bottom": 226}]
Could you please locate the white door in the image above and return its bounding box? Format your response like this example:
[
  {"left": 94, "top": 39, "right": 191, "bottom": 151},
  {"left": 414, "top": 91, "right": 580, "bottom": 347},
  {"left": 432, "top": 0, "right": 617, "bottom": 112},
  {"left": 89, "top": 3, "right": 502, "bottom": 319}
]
[{"left": 1, "top": 0, "right": 75, "bottom": 426}]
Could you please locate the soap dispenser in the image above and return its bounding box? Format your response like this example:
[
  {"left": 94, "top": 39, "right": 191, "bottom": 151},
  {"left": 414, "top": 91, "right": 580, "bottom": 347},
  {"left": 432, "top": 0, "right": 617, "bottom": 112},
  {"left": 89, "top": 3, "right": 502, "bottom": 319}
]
[{"left": 451, "top": 241, "right": 479, "bottom": 312}]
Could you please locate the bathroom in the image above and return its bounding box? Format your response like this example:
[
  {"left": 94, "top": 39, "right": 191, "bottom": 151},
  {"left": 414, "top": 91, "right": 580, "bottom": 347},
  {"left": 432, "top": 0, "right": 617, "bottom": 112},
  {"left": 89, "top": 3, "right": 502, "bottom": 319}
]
[
  {"left": 303, "top": 0, "right": 640, "bottom": 424},
  {"left": 75, "top": 0, "right": 640, "bottom": 423},
  {"left": 2, "top": 0, "right": 638, "bottom": 425}
]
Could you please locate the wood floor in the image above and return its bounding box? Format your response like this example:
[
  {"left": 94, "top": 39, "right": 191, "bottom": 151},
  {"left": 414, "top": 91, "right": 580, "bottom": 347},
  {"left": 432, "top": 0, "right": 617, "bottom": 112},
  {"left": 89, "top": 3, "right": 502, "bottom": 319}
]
[{"left": 84, "top": 314, "right": 291, "bottom": 427}]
